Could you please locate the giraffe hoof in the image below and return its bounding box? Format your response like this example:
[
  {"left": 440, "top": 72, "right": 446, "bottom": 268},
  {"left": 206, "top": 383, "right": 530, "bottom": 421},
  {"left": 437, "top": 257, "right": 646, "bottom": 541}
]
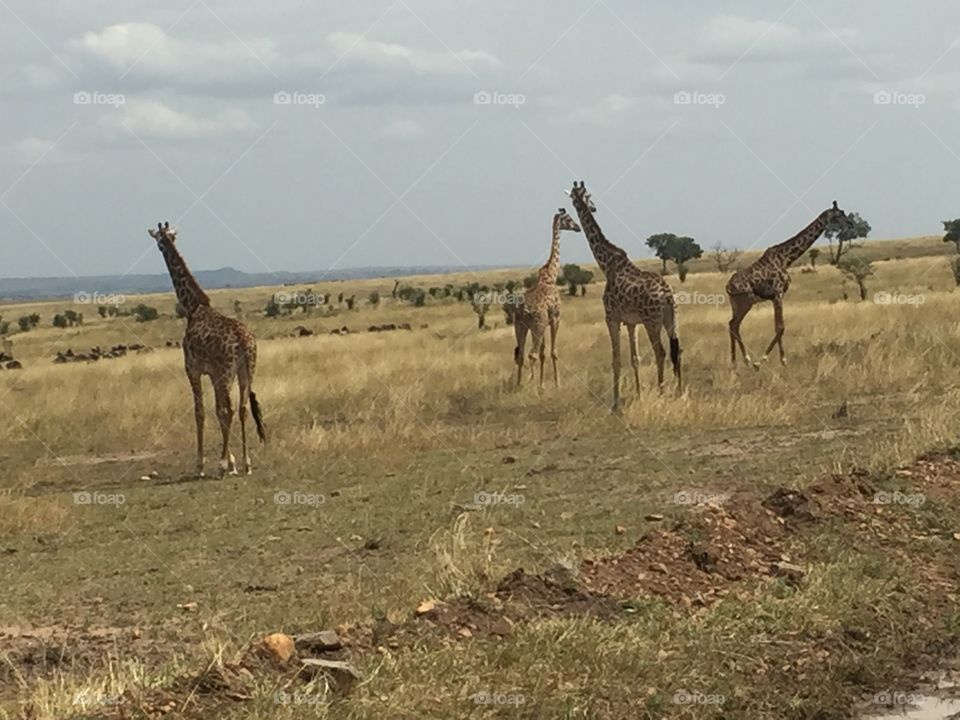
[
  {"left": 752, "top": 363, "right": 761, "bottom": 371},
  {"left": 780, "top": 357, "right": 787, "bottom": 366}
]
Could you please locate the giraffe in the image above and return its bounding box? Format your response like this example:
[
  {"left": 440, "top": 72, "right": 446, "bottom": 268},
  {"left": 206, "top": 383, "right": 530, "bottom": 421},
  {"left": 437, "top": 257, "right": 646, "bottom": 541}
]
[
  {"left": 726, "top": 201, "right": 845, "bottom": 369},
  {"left": 567, "top": 181, "right": 681, "bottom": 412},
  {"left": 514, "top": 208, "right": 581, "bottom": 389},
  {"left": 147, "top": 222, "right": 266, "bottom": 477}
]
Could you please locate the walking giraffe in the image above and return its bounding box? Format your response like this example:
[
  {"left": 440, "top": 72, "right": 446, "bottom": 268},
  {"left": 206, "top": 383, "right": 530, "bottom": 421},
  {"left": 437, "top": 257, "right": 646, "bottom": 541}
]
[
  {"left": 567, "top": 181, "right": 681, "bottom": 412},
  {"left": 147, "top": 222, "right": 266, "bottom": 477},
  {"left": 726, "top": 201, "right": 845, "bottom": 369},
  {"left": 514, "top": 208, "right": 581, "bottom": 388}
]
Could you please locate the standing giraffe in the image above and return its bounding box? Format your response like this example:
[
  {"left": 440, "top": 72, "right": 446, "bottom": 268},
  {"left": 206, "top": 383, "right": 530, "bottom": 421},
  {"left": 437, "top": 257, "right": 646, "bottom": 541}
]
[
  {"left": 726, "top": 201, "right": 845, "bottom": 369},
  {"left": 514, "top": 208, "right": 581, "bottom": 389},
  {"left": 567, "top": 181, "right": 681, "bottom": 412},
  {"left": 147, "top": 222, "right": 266, "bottom": 477}
]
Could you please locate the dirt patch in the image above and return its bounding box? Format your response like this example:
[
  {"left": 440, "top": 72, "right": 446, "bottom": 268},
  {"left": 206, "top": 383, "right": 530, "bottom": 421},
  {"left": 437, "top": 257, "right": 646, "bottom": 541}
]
[{"left": 581, "top": 499, "right": 787, "bottom": 606}]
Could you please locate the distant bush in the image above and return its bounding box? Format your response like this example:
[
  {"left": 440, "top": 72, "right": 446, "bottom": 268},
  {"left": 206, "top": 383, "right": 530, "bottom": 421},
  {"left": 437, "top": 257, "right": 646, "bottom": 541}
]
[
  {"left": 132, "top": 304, "right": 159, "bottom": 322},
  {"left": 17, "top": 314, "right": 40, "bottom": 332},
  {"left": 368, "top": 291, "right": 381, "bottom": 306}
]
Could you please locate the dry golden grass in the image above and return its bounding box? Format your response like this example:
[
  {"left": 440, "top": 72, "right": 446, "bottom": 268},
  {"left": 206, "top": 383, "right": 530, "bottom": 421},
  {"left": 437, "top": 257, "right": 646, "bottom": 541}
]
[{"left": 3, "top": 237, "right": 960, "bottom": 718}]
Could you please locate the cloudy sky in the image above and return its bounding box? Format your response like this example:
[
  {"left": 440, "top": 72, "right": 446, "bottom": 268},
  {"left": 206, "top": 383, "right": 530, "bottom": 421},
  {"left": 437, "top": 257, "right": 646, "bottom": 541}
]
[{"left": 2, "top": 0, "right": 959, "bottom": 279}]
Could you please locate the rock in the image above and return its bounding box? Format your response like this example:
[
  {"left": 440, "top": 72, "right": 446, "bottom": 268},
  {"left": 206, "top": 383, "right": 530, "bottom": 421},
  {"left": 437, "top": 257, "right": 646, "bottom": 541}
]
[
  {"left": 645, "top": 513, "right": 664, "bottom": 521},
  {"left": 772, "top": 561, "right": 805, "bottom": 582},
  {"left": 5, "top": 360, "right": 22, "bottom": 369},
  {"left": 615, "top": 525, "right": 626, "bottom": 535},
  {"left": 176, "top": 601, "right": 198, "bottom": 612},
  {"left": 295, "top": 630, "right": 342, "bottom": 653},
  {"left": 259, "top": 633, "right": 296, "bottom": 664},
  {"left": 300, "top": 658, "right": 361, "bottom": 683},
  {"left": 415, "top": 599, "right": 438, "bottom": 616}
]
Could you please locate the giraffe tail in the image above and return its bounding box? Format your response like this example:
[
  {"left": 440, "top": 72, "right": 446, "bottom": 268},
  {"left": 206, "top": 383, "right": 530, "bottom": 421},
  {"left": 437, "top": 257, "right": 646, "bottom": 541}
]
[
  {"left": 664, "top": 300, "right": 682, "bottom": 386},
  {"left": 241, "top": 350, "right": 266, "bottom": 443},
  {"left": 249, "top": 391, "right": 267, "bottom": 443}
]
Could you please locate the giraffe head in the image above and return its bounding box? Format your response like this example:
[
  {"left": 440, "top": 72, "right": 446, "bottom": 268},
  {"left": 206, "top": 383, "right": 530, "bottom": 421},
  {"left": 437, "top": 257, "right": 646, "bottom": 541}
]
[
  {"left": 147, "top": 221, "right": 176, "bottom": 244},
  {"left": 825, "top": 200, "right": 845, "bottom": 222},
  {"left": 555, "top": 208, "right": 581, "bottom": 233},
  {"left": 567, "top": 181, "right": 597, "bottom": 213}
]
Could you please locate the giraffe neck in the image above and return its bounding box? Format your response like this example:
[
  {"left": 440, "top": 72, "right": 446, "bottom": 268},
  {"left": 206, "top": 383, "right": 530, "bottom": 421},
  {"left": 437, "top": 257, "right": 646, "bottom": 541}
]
[
  {"left": 570, "top": 199, "right": 627, "bottom": 277},
  {"left": 763, "top": 210, "right": 831, "bottom": 267},
  {"left": 539, "top": 217, "right": 563, "bottom": 283},
  {"left": 157, "top": 239, "right": 210, "bottom": 315}
]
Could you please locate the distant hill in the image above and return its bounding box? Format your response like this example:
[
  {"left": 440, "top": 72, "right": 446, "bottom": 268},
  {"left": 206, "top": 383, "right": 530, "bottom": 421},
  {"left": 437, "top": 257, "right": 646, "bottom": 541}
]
[{"left": 0, "top": 265, "right": 512, "bottom": 302}]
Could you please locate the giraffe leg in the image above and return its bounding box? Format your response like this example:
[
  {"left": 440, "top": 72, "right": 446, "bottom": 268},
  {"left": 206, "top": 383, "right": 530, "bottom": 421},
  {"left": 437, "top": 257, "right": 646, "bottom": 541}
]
[
  {"left": 606, "top": 319, "right": 622, "bottom": 413},
  {"left": 548, "top": 314, "right": 560, "bottom": 389},
  {"left": 626, "top": 323, "right": 641, "bottom": 396},
  {"left": 528, "top": 324, "right": 542, "bottom": 385},
  {"left": 763, "top": 298, "right": 787, "bottom": 366},
  {"left": 643, "top": 322, "right": 666, "bottom": 394},
  {"left": 728, "top": 296, "right": 753, "bottom": 368},
  {"left": 213, "top": 379, "right": 236, "bottom": 478},
  {"left": 188, "top": 373, "right": 205, "bottom": 478},
  {"left": 514, "top": 318, "right": 528, "bottom": 388},
  {"left": 535, "top": 337, "right": 545, "bottom": 390}
]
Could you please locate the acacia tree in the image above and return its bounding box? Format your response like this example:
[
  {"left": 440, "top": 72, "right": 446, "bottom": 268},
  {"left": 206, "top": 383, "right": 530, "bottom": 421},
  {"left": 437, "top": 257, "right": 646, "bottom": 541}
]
[
  {"left": 942, "top": 219, "right": 960, "bottom": 254},
  {"left": 646, "top": 234, "right": 703, "bottom": 279},
  {"left": 837, "top": 256, "right": 874, "bottom": 300},
  {"left": 711, "top": 242, "right": 742, "bottom": 272},
  {"left": 826, "top": 211, "right": 871, "bottom": 264},
  {"left": 560, "top": 264, "right": 594, "bottom": 296}
]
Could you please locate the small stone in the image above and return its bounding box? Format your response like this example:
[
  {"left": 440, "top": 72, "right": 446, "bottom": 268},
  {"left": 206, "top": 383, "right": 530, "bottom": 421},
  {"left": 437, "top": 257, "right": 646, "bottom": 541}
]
[
  {"left": 295, "top": 630, "right": 342, "bottom": 653},
  {"left": 645, "top": 514, "right": 664, "bottom": 521},
  {"left": 615, "top": 525, "right": 626, "bottom": 535},
  {"left": 502, "top": 456, "right": 517, "bottom": 464},
  {"left": 259, "top": 633, "right": 296, "bottom": 664},
  {"left": 416, "top": 600, "right": 438, "bottom": 616},
  {"left": 458, "top": 628, "right": 473, "bottom": 638},
  {"left": 772, "top": 561, "right": 805, "bottom": 581}
]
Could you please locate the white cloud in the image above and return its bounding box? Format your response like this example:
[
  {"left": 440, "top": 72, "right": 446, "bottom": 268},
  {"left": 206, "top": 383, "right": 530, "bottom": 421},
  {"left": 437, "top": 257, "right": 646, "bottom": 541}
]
[
  {"left": 325, "top": 32, "right": 500, "bottom": 74},
  {"left": 695, "top": 14, "right": 857, "bottom": 63},
  {"left": 380, "top": 118, "right": 426, "bottom": 140},
  {"left": 99, "top": 99, "right": 254, "bottom": 140},
  {"left": 76, "top": 22, "right": 279, "bottom": 82},
  {"left": 569, "top": 93, "right": 641, "bottom": 126},
  {"left": 14, "top": 136, "right": 57, "bottom": 165}
]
